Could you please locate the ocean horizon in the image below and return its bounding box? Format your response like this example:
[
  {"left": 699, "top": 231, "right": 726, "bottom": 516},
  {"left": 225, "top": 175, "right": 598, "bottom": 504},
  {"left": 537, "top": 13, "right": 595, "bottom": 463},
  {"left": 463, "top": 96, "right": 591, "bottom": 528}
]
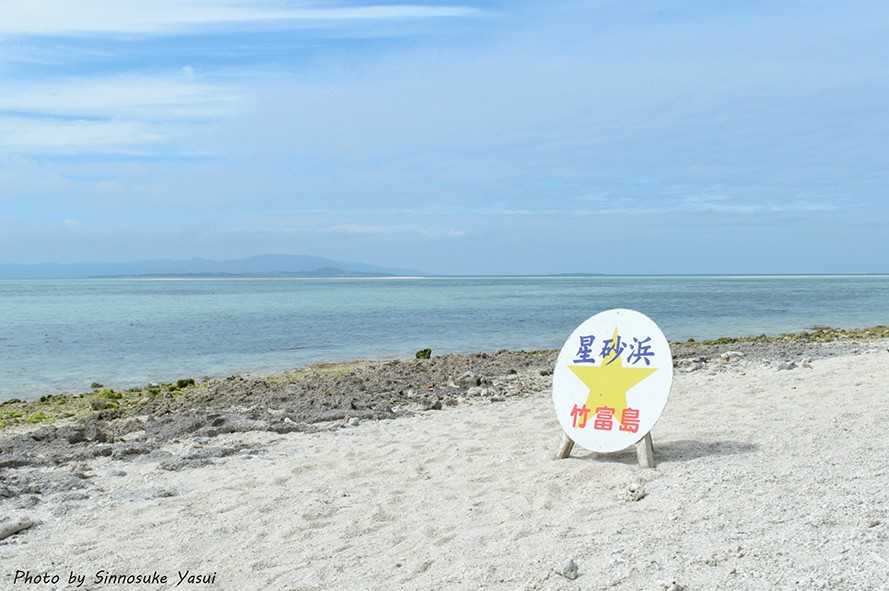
[{"left": 2, "top": 274, "right": 888, "bottom": 400}]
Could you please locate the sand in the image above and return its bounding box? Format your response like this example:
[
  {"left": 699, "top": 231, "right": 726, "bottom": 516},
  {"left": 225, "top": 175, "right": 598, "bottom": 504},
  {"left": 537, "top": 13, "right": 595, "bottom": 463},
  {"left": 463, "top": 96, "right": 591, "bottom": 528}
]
[{"left": 2, "top": 341, "right": 888, "bottom": 590}]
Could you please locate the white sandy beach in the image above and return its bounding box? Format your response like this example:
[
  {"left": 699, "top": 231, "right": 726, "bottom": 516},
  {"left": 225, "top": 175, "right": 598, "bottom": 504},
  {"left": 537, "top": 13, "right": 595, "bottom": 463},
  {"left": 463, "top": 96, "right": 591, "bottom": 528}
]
[{"left": 2, "top": 344, "right": 888, "bottom": 590}]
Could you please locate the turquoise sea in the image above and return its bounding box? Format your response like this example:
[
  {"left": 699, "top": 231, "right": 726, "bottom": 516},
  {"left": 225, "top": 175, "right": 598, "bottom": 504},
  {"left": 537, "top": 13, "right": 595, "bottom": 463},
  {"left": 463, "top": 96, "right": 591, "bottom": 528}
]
[{"left": 2, "top": 275, "right": 888, "bottom": 400}]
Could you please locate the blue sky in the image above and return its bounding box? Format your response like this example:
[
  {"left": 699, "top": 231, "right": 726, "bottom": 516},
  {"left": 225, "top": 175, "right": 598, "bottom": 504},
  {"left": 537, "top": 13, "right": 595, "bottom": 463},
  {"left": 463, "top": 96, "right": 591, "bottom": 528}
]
[{"left": 1, "top": 0, "right": 887, "bottom": 275}]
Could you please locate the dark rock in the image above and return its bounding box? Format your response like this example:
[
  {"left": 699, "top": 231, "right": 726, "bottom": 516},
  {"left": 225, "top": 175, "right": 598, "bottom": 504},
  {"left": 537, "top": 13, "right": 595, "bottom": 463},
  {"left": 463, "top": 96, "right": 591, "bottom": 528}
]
[{"left": 456, "top": 371, "right": 481, "bottom": 388}]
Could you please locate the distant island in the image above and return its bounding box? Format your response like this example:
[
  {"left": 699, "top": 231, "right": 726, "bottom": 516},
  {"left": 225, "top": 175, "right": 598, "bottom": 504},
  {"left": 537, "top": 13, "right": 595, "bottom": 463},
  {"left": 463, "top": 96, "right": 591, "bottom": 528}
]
[{"left": 0, "top": 255, "right": 424, "bottom": 280}]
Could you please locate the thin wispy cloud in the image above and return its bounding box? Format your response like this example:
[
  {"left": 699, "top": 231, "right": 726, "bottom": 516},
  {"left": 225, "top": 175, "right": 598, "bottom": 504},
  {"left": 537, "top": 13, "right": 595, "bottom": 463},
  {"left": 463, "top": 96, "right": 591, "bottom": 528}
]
[
  {"left": 0, "top": 2, "right": 481, "bottom": 35},
  {"left": 0, "top": 117, "right": 168, "bottom": 153},
  {"left": 0, "top": 74, "right": 239, "bottom": 119},
  {"left": 325, "top": 224, "right": 466, "bottom": 239},
  {"left": 0, "top": 69, "right": 239, "bottom": 155}
]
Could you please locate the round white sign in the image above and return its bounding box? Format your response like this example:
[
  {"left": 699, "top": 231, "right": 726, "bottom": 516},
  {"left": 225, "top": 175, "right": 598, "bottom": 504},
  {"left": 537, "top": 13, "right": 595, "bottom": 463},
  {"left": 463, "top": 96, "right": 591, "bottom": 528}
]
[{"left": 552, "top": 308, "right": 673, "bottom": 453}]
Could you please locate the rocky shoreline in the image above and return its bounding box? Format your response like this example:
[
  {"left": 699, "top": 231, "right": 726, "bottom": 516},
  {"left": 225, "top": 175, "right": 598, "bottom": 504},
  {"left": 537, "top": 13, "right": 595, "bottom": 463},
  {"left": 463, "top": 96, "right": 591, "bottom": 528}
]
[{"left": 2, "top": 330, "right": 887, "bottom": 505}]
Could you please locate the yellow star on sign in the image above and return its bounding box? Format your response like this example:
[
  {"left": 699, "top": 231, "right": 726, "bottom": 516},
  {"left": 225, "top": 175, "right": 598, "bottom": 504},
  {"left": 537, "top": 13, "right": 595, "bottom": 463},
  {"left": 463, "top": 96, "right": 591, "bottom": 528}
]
[{"left": 568, "top": 328, "right": 658, "bottom": 429}]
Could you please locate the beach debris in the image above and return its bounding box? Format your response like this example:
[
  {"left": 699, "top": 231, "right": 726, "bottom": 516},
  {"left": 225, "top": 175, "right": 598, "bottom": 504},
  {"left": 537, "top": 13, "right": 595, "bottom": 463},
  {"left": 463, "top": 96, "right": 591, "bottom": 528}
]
[
  {"left": 656, "top": 579, "right": 685, "bottom": 591},
  {"left": 415, "top": 348, "right": 432, "bottom": 359},
  {"left": 621, "top": 480, "right": 647, "bottom": 502},
  {"left": 555, "top": 558, "right": 578, "bottom": 580},
  {"left": 348, "top": 417, "right": 360, "bottom": 427},
  {"left": 0, "top": 517, "right": 35, "bottom": 541},
  {"left": 721, "top": 351, "right": 745, "bottom": 363}
]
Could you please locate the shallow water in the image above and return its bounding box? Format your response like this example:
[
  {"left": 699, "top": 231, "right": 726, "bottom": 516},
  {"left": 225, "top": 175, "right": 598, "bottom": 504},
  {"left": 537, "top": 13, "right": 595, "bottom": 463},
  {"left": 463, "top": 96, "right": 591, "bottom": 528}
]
[{"left": 2, "top": 275, "right": 888, "bottom": 399}]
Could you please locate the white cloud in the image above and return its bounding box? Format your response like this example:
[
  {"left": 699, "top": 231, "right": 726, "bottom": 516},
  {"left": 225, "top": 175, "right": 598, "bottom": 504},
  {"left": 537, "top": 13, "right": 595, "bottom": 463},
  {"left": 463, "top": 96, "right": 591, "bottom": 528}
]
[
  {"left": 0, "top": 155, "right": 73, "bottom": 197},
  {"left": 0, "top": 74, "right": 239, "bottom": 119},
  {"left": 0, "top": 1, "right": 480, "bottom": 35},
  {"left": 476, "top": 194, "right": 845, "bottom": 218},
  {"left": 0, "top": 116, "right": 171, "bottom": 153},
  {"left": 325, "top": 224, "right": 466, "bottom": 239},
  {"left": 698, "top": 201, "right": 840, "bottom": 215},
  {"left": 0, "top": 73, "right": 239, "bottom": 153}
]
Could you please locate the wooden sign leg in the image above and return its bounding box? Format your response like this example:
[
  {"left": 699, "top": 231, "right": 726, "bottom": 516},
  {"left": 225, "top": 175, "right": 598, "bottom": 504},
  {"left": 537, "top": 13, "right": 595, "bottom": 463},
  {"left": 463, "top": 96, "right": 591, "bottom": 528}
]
[
  {"left": 636, "top": 433, "right": 655, "bottom": 469},
  {"left": 555, "top": 433, "right": 575, "bottom": 459}
]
